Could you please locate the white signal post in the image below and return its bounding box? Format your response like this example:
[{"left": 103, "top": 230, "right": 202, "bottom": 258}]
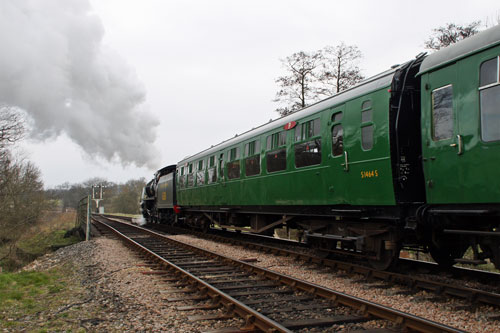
[{"left": 92, "top": 185, "right": 105, "bottom": 213}]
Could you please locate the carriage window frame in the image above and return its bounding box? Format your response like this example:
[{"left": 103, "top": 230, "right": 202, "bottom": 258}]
[
  {"left": 206, "top": 155, "right": 216, "bottom": 184},
  {"left": 178, "top": 167, "right": 186, "bottom": 189},
  {"left": 187, "top": 163, "right": 194, "bottom": 187},
  {"left": 197, "top": 159, "right": 204, "bottom": 171},
  {"left": 294, "top": 117, "right": 322, "bottom": 168},
  {"left": 266, "top": 130, "right": 287, "bottom": 173},
  {"left": 479, "top": 56, "right": 500, "bottom": 143},
  {"left": 218, "top": 153, "right": 225, "bottom": 181},
  {"left": 294, "top": 118, "right": 321, "bottom": 142},
  {"left": 360, "top": 99, "right": 374, "bottom": 151},
  {"left": 245, "top": 140, "right": 261, "bottom": 157},
  {"left": 331, "top": 111, "right": 344, "bottom": 157},
  {"left": 227, "top": 147, "right": 241, "bottom": 179},
  {"left": 431, "top": 84, "right": 454, "bottom": 142},
  {"left": 195, "top": 159, "right": 205, "bottom": 186},
  {"left": 245, "top": 139, "right": 261, "bottom": 177},
  {"left": 228, "top": 147, "right": 240, "bottom": 162},
  {"left": 266, "top": 131, "right": 286, "bottom": 150}
]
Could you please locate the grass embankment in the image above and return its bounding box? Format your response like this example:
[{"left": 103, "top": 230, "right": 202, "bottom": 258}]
[
  {"left": 1, "top": 211, "right": 82, "bottom": 271},
  {"left": 0, "top": 211, "right": 91, "bottom": 331},
  {"left": 0, "top": 263, "right": 89, "bottom": 331}
]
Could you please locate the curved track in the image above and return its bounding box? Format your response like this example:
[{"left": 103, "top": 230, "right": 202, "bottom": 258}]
[{"left": 94, "top": 215, "right": 464, "bottom": 333}]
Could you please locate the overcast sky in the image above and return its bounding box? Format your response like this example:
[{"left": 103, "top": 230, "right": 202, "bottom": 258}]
[{"left": 4, "top": 0, "right": 499, "bottom": 187}]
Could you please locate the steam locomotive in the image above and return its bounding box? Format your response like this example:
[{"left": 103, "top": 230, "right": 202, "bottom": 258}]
[{"left": 141, "top": 25, "right": 500, "bottom": 270}]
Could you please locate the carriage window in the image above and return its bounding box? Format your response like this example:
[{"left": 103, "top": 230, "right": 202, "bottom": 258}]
[
  {"left": 266, "top": 149, "right": 286, "bottom": 172},
  {"left": 294, "top": 124, "right": 302, "bottom": 141},
  {"left": 245, "top": 140, "right": 261, "bottom": 176},
  {"left": 480, "top": 57, "right": 498, "bottom": 87},
  {"left": 295, "top": 118, "right": 321, "bottom": 142},
  {"left": 245, "top": 155, "right": 260, "bottom": 176},
  {"left": 360, "top": 100, "right": 373, "bottom": 150},
  {"left": 207, "top": 167, "right": 217, "bottom": 184},
  {"left": 227, "top": 160, "right": 240, "bottom": 179},
  {"left": 178, "top": 168, "right": 186, "bottom": 188},
  {"left": 361, "top": 125, "right": 374, "bottom": 150},
  {"left": 245, "top": 140, "right": 260, "bottom": 157},
  {"left": 332, "top": 112, "right": 343, "bottom": 122},
  {"left": 332, "top": 125, "right": 343, "bottom": 156},
  {"left": 227, "top": 147, "right": 240, "bottom": 179},
  {"left": 229, "top": 147, "right": 240, "bottom": 161},
  {"left": 361, "top": 110, "right": 372, "bottom": 122},
  {"left": 266, "top": 131, "right": 287, "bottom": 172},
  {"left": 207, "top": 156, "right": 216, "bottom": 184},
  {"left": 295, "top": 140, "right": 321, "bottom": 167},
  {"left": 331, "top": 111, "right": 343, "bottom": 157},
  {"left": 480, "top": 56, "right": 500, "bottom": 142},
  {"left": 218, "top": 153, "right": 224, "bottom": 180},
  {"left": 267, "top": 131, "right": 286, "bottom": 149},
  {"left": 294, "top": 118, "right": 321, "bottom": 167},
  {"left": 187, "top": 163, "right": 194, "bottom": 187},
  {"left": 431, "top": 85, "right": 453, "bottom": 141},
  {"left": 196, "top": 161, "right": 205, "bottom": 185}
]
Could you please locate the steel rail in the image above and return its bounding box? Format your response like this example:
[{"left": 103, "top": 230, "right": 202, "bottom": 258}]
[
  {"left": 93, "top": 217, "right": 291, "bottom": 332},
  {"left": 102, "top": 215, "right": 500, "bottom": 307},
  {"left": 223, "top": 237, "right": 500, "bottom": 307},
  {"left": 94, "top": 216, "right": 464, "bottom": 333}
]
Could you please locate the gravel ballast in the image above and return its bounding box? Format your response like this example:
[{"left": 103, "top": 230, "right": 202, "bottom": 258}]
[
  {"left": 20, "top": 237, "right": 244, "bottom": 332},
  {"left": 16, "top": 232, "right": 499, "bottom": 332},
  {"left": 169, "top": 234, "right": 499, "bottom": 333}
]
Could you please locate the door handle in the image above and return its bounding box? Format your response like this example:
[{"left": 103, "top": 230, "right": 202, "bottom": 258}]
[
  {"left": 340, "top": 151, "right": 349, "bottom": 171},
  {"left": 450, "top": 135, "right": 463, "bottom": 155}
]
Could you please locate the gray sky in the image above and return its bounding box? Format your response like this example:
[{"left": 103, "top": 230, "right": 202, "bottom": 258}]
[{"left": 7, "top": 0, "right": 500, "bottom": 187}]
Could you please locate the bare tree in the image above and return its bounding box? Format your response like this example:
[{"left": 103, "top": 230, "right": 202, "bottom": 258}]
[
  {"left": 109, "top": 178, "right": 146, "bottom": 214},
  {"left": 484, "top": 12, "right": 500, "bottom": 28},
  {"left": 273, "top": 51, "right": 323, "bottom": 116},
  {"left": 424, "top": 21, "right": 482, "bottom": 51},
  {"left": 0, "top": 107, "right": 46, "bottom": 268},
  {"left": 0, "top": 106, "right": 24, "bottom": 159},
  {"left": 318, "top": 43, "right": 364, "bottom": 96},
  {"left": 273, "top": 43, "right": 365, "bottom": 116},
  {"left": 0, "top": 154, "right": 45, "bottom": 260}
]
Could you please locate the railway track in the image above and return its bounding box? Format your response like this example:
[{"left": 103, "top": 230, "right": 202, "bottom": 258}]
[
  {"left": 102, "top": 214, "right": 500, "bottom": 309},
  {"left": 94, "top": 215, "right": 464, "bottom": 332},
  {"left": 140, "top": 223, "right": 500, "bottom": 308}
]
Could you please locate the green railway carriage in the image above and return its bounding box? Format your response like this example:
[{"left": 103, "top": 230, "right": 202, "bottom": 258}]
[
  {"left": 173, "top": 63, "right": 422, "bottom": 269},
  {"left": 419, "top": 26, "right": 500, "bottom": 204},
  {"left": 142, "top": 25, "right": 500, "bottom": 270},
  {"left": 177, "top": 70, "right": 398, "bottom": 208}
]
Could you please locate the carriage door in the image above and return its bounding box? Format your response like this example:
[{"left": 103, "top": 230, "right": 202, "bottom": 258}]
[
  {"left": 329, "top": 105, "right": 349, "bottom": 204},
  {"left": 421, "top": 65, "right": 462, "bottom": 203}
]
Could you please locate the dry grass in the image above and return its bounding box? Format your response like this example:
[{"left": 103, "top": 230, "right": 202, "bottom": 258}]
[{"left": 0, "top": 211, "right": 82, "bottom": 271}]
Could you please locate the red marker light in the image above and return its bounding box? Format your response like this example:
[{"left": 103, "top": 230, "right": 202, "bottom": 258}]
[
  {"left": 173, "top": 205, "right": 181, "bottom": 214},
  {"left": 283, "top": 121, "right": 297, "bottom": 130}
]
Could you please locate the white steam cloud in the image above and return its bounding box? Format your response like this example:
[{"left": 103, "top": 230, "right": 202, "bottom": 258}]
[{"left": 0, "top": 0, "right": 160, "bottom": 168}]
